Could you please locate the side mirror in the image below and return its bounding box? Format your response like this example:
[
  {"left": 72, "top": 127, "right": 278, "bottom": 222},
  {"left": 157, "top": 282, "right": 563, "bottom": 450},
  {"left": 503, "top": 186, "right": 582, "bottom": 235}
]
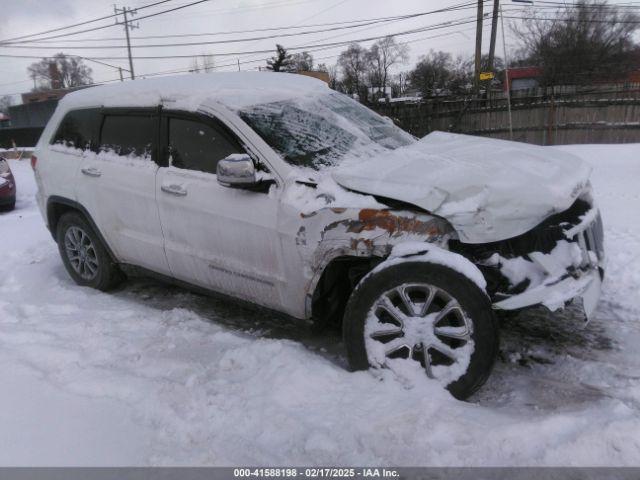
[{"left": 217, "top": 154, "right": 257, "bottom": 188}]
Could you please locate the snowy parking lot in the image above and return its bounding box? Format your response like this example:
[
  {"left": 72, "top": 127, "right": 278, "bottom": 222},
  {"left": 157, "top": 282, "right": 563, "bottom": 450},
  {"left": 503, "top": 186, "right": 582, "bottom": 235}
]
[{"left": 1, "top": 143, "right": 639, "bottom": 466}]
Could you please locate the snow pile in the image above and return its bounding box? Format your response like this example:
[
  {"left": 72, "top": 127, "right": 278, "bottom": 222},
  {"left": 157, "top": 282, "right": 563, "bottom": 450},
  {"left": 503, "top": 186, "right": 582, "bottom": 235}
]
[{"left": 1, "top": 143, "right": 640, "bottom": 466}]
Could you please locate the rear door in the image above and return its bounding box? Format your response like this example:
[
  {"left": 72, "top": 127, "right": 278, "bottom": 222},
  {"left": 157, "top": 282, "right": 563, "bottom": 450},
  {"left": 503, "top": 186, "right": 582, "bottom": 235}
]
[
  {"left": 156, "top": 110, "right": 284, "bottom": 309},
  {"left": 42, "top": 109, "right": 100, "bottom": 203},
  {"left": 76, "top": 108, "right": 170, "bottom": 275}
]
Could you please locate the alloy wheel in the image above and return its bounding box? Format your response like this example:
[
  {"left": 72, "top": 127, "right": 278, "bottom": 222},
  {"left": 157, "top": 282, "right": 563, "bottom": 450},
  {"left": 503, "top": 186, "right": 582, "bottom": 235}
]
[
  {"left": 64, "top": 226, "right": 99, "bottom": 281},
  {"left": 365, "top": 283, "right": 474, "bottom": 384}
]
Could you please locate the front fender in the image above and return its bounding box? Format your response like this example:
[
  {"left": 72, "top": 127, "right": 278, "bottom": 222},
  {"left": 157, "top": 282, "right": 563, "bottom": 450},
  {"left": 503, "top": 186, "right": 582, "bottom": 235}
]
[
  {"left": 300, "top": 208, "right": 455, "bottom": 316},
  {"left": 364, "top": 242, "right": 488, "bottom": 294}
]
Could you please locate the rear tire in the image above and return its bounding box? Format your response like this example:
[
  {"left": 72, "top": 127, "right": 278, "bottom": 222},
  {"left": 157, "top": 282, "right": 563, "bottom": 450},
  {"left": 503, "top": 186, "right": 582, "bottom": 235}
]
[
  {"left": 343, "top": 261, "right": 499, "bottom": 400},
  {"left": 56, "top": 212, "right": 124, "bottom": 291},
  {"left": 0, "top": 198, "right": 15, "bottom": 212}
]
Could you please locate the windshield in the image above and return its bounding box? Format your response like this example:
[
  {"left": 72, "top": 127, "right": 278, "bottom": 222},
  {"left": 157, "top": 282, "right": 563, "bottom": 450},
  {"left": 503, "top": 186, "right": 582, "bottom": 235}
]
[{"left": 238, "top": 92, "right": 415, "bottom": 169}]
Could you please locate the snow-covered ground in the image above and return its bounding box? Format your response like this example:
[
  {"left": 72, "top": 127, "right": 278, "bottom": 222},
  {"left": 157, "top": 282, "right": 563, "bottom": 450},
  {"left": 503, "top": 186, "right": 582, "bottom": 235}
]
[{"left": 0, "top": 144, "right": 639, "bottom": 466}]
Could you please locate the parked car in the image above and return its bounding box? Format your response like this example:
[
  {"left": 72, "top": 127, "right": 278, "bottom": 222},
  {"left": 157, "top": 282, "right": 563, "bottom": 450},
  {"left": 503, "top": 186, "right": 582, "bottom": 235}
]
[
  {"left": 32, "top": 73, "right": 604, "bottom": 399},
  {"left": 0, "top": 156, "right": 16, "bottom": 211}
]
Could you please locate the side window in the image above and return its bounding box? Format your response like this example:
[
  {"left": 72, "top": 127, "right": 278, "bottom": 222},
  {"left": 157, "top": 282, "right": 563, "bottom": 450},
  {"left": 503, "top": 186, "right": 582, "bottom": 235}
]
[
  {"left": 100, "top": 114, "right": 156, "bottom": 159},
  {"left": 168, "top": 117, "right": 243, "bottom": 174},
  {"left": 51, "top": 109, "right": 101, "bottom": 151}
]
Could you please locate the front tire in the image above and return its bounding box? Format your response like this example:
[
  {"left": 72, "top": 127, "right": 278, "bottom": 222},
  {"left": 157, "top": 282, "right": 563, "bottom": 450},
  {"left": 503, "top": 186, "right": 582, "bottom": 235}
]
[
  {"left": 343, "top": 261, "right": 499, "bottom": 400},
  {"left": 56, "top": 212, "right": 124, "bottom": 291}
]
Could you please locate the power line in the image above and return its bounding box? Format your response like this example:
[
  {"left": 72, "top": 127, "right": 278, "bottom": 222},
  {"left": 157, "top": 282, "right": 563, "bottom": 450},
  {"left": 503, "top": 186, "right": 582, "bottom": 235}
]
[
  {"left": 0, "top": 3, "right": 482, "bottom": 51},
  {"left": 0, "top": 0, "right": 212, "bottom": 45},
  {"left": 0, "top": 0, "right": 176, "bottom": 45},
  {"left": 0, "top": 14, "right": 482, "bottom": 61},
  {"left": 0, "top": 15, "right": 472, "bottom": 50},
  {"left": 5, "top": 2, "right": 483, "bottom": 45}
]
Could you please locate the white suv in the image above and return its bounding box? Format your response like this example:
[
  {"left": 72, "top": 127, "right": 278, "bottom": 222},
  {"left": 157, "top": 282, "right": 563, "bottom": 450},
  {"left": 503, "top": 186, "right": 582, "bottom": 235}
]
[{"left": 33, "top": 72, "right": 604, "bottom": 399}]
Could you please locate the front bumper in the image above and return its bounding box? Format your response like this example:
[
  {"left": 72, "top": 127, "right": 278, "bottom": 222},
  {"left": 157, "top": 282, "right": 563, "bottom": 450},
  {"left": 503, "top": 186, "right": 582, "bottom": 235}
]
[{"left": 492, "top": 209, "right": 604, "bottom": 320}]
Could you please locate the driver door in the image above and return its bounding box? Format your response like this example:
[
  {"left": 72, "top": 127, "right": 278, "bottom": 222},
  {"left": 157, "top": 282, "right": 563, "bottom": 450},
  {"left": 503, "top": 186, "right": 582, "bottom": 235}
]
[{"left": 156, "top": 111, "right": 284, "bottom": 310}]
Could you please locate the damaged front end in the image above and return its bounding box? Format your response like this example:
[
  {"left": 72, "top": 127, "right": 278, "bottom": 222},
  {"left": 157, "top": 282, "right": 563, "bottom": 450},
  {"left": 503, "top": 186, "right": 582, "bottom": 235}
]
[
  {"left": 451, "top": 195, "right": 605, "bottom": 320},
  {"left": 297, "top": 206, "right": 455, "bottom": 320}
]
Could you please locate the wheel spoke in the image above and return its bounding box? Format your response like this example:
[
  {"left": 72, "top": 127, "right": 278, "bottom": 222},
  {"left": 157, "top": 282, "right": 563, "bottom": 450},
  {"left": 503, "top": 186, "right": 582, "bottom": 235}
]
[
  {"left": 428, "top": 340, "right": 462, "bottom": 361},
  {"left": 421, "top": 345, "right": 434, "bottom": 378},
  {"left": 418, "top": 286, "right": 437, "bottom": 317},
  {"left": 384, "top": 336, "right": 411, "bottom": 357},
  {"left": 434, "top": 300, "right": 461, "bottom": 324},
  {"left": 377, "top": 296, "right": 406, "bottom": 325},
  {"left": 85, "top": 260, "right": 97, "bottom": 274},
  {"left": 71, "top": 228, "right": 81, "bottom": 245},
  {"left": 370, "top": 327, "right": 403, "bottom": 340},
  {"left": 397, "top": 286, "right": 417, "bottom": 316},
  {"left": 80, "top": 231, "right": 90, "bottom": 246},
  {"left": 434, "top": 325, "right": 471, "bottom": 341}
]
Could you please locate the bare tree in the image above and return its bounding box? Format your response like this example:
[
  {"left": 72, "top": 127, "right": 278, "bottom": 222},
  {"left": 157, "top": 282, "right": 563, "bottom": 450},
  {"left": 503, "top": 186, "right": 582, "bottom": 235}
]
[
  {"left": 512, "top": 0, "right": 639, "bottom": 86},
  {"left": 27, "top": 53, "right": 92, "bottom": 90},
  {"left": 266, "top": 44, "right": 294, "bottom": 72},
  {"left": 291, "top": 51, "right": 314, "bottom": 71},
  {"left": 366, "top": 36, "right": 409, "bottom": 97},
  {"left": 337, "top": 43, "right": 369, "bottom": 98},
  {"left": 408, "top": 51, "right": 454, "bottom": 98}
]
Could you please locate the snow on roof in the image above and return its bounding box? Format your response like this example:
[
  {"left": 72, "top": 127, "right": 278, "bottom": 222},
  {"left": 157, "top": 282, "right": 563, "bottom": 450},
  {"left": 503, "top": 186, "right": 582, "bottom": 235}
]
[{"left": 59, "top": 72, "right": 330, "bottom": 112}]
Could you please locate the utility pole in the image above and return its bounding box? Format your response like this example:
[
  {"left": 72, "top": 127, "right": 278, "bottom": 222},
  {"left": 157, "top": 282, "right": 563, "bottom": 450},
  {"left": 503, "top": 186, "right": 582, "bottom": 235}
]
[
  {"left": 114, "top": 5, "right": 138, "bottom": 80},
  {"left": 473, "top": 0, "right": 484, "bottom": 96},
  {"left": 500, "top": 4, "right": 513, "bottom": 140},
  {"left": 237, "top": 58, "right": 241, "bottom": 71},
  {"left": 487, "top": 0, "right": 500, "bottom": 73}
]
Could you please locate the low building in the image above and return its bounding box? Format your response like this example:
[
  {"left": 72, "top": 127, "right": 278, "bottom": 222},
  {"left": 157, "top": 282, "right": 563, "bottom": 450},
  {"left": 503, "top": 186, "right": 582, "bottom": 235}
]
[{"left": 504, "top": 66, "right": 543, "bottom": 92}]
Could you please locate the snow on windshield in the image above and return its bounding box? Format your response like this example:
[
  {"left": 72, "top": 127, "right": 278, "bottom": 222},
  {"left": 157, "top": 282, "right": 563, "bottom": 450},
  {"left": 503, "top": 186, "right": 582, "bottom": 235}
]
[{"left": 238, "top": 92, "right": 415, "bottom": 169}]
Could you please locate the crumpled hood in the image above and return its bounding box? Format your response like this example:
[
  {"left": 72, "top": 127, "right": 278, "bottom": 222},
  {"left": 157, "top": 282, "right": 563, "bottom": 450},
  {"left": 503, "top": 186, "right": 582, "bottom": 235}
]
[{"left": 332, "top": 131, "right": 592, "bottom": 243}]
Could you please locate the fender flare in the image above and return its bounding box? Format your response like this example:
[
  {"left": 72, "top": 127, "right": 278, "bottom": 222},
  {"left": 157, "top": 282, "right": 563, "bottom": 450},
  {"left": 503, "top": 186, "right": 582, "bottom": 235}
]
[
  {"left": 362, "top": 241, "right": 488, "bottom": 295},
  {"left": 46, "top": 195, "right": 118, "bottom": 262}
]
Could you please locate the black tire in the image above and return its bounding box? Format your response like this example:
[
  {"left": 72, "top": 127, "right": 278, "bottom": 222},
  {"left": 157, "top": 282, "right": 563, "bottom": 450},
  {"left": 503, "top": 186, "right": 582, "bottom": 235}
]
[
  {"left": 56, "top": 211, "right": 124, "bottom": 291},
  {"left": 343, "top": 260, "right": 499, "bottom": 400},
  {"left": 0, "top": 198, "right": 15, "bottom": 212}
]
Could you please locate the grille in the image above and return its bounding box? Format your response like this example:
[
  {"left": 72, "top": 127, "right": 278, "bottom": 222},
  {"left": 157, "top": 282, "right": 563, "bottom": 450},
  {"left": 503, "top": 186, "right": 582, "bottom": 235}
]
[{"left": 451, "top": 198, "right": 592, "bottom": 261}]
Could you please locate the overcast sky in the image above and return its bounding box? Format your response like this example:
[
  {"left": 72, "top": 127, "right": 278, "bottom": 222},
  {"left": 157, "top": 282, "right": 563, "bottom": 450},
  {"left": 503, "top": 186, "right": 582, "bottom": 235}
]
[{"left": 0, "top": 0, "right": 636, "bottom": 100}]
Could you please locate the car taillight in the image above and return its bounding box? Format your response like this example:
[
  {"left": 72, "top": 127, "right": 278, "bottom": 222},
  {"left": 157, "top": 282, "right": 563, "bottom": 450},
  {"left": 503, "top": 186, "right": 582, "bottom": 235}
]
[{"left": 31, "top": 155, "right": 37, "bottom": 170}]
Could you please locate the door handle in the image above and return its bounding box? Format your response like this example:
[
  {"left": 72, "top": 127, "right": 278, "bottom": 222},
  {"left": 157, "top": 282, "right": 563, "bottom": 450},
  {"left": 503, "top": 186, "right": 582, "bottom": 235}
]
[
  {"left": 161, "top": 184, "right": 187, "bottom": 196},
  {"left": 81, "top": 167, "right": 101, "bottom": 177}
]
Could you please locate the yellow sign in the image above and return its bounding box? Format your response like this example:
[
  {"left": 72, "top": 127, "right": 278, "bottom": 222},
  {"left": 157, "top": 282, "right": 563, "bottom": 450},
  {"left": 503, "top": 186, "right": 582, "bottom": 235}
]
[{"left": 479, "top": 72, "right": 494, "bottom": 81}]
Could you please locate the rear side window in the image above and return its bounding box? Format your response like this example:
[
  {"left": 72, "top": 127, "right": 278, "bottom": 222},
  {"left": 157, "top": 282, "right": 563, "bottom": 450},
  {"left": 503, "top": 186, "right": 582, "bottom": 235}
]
[
  {"left": 100, "top": 114, "right": 156, "bottom": 159},
  {"left": 167, "top": 116, "right": 243, "bottom": 174},
  {"left": 51, "top": 109, "right": 101, "bottom": 151}
]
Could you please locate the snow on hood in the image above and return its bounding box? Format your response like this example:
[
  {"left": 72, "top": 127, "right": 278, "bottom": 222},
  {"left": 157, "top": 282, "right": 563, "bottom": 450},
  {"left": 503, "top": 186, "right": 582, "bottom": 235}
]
[{"left": 332, "top": 132, "right": 592, "bottom": 244}]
